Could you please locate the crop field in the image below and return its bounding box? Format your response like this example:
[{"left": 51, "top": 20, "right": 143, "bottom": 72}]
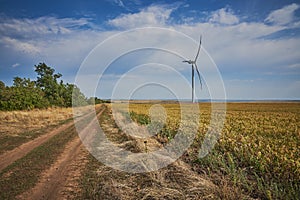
[
  {"left": 0, "top": 102, "right": 299, "bottom": 199},
  {"left": 126, "top": 102, "right": 300, "bottom": 199}
]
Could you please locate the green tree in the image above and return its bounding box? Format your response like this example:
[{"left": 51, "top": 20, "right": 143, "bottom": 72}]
[
  {"left": 70, "top": 84, "right": 88, "bottom": 107},
  {"left": 0, "top": 77, "right": 49, "bottom": 110},
  {"left": 87, "top": 97, "right": 110, "bottom": 105},
  {"left": 34, "top": 63, "right": 88, "bottom": 107},
  {"left": 0, "top": 62, "right": 91, "bottom": 110},
  {"left": 0, "top": 81, "right": 5, "bottom": 90},
  {"left": 0, "top": 81, "right": 7, "bottom": 109},
  {"left": 35, "top": 63, "right": 63, "bottom": 106}
]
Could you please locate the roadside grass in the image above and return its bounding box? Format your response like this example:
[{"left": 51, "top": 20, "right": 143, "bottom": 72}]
[
  {"left": 0, "top": 104, "right": 98, "bottom": 155},
  {"left": 0, "top": 107, "right": 74, "bottom": 136},
  {"left": 76, "top": 105, "right": 218, "bottom": 199},
  {"left": 0, "top": 106, "right": 74, "bottom": 155},
  {"left": 79, "top": 105, "right": 124, "bottom": 199},
  {"left": 79, "top": 154, "right": 124, "bottom": 199}
]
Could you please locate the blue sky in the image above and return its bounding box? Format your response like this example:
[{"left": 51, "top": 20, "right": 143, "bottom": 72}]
[{"left": 0, "top": 0, "right": 299, "bottom": 100}]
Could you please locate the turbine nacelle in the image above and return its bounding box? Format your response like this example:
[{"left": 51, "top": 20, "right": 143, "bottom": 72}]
[{"left": 182, "top": 60, "right": 194, "bottom": 64}]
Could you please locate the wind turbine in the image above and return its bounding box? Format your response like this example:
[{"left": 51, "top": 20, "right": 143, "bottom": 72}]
[{"left": 183, "top": 35, "right": 202, "bottom": 103}]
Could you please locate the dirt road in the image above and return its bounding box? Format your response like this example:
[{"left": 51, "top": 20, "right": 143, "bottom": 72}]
[
  {"left": 0, "top": 105, "right": 220, "bottom": 199},
  {"left": 0, "top": 119, "right": 75, "bottom": 171},
  {"left": 18, "top": 108, "right": 105, "bottom": 199}
]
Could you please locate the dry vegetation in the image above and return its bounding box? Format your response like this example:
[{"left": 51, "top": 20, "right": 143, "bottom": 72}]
[
  {"left": 79, "top": 104, "right": 219, "bottom": 200},
  {"left": 122, "top": 102, "right": 300, "bottom": 199},
  {"left": 0, "top": 107, "right": 75, "bottom": 155},
  {"left": 0, "top": 107, "right": 73, "bottom": 136}
]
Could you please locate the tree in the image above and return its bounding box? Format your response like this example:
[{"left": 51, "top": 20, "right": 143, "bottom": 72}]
[
  {"left": 35, "top": 63, "right": 63, "bottom": 106},
  {"left": 0, "top": 81, "right": 5, "bottom": 90},
  {"left": 0, "top": 77, "right": 49, "bottom": 110},
  {"left": 70, "top": 84, "right": 88, "bottom": 107},
  {"left": 0, "top": 62, "right": 91, "bottom": 110},
  {"left": 0, "top": 81, "right": 7, "bottom": 109},
  {"left": 87, "top": 97, "right": 110, "bottom": 105}
]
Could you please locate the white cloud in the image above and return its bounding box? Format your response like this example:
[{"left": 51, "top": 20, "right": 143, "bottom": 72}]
[
  {"left": 1, "top": 36, "right": 41, "bottom": 55},
  {"left": 287, "top": 63, "right": 300, "bottom": 69},
  {"left": 106, "top": 0, "right": 126, "bottom": 8},
  {"left": 209, "top": 8, "right": 239, "bottom": 25},
  {"left": 12, "top": 63, "right": 20, "bottom": 68},
  {"left": 173, "top": 21, "right": 296, "bottom": 76},
  {"left": 265, "top": 3, "right": 300, "bottom": 26},
  {"left": 108, "top": 5, "right": 174, "bottom": 28},
  {"left": 113, "top": 0, "right": 125, "bottom": 7},
  {"left": 0, "top": 16, "right": 104, "bottom": 68},
  {"left": 0, "top": 16, "right": 92, "bottom": 39}
]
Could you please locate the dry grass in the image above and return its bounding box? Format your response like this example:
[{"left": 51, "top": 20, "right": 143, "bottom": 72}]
[
  {"left": 0, "top": 107, "right": 74, "bottom": 136},
  {"left": 79, "top": 105, "right": 217, "bottom": 199},
  {"left": 0, "top": 105, "right": 100, "bottom": 154}
]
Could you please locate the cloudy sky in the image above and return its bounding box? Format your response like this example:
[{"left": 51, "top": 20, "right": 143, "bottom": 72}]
[{"left": 0, "top": 0, "right": 299, "bottom": 100}]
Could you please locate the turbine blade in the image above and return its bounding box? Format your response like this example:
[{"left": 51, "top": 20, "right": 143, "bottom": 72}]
[
  {"left": 194, "top": 35, "right": 202, "bottom": 62},
  {"left": 195, "top": 63, "right": 202, "bottom": 89}
]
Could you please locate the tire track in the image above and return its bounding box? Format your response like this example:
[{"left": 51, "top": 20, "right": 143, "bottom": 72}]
[
  {"left": 19, "top": 107, "right": 105, "bottom": 199},
  {"left": 0, "top": 111, "right": 91, "bottom": 172},
  {"left": 0, "top": 120, "right": 75, "bottom": 172}
]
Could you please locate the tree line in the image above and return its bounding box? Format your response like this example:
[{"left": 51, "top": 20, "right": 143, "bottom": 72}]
[{"left": 0, "top": 63, "right": 108, "bottom": 111}]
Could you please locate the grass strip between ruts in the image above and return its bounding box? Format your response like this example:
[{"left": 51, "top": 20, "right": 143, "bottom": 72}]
[
  {"left": 0, "top": 124, "right": 77, "bottom": 199},
  {"left": 0, "top": 118, "right": 73, "bottom": 154}
]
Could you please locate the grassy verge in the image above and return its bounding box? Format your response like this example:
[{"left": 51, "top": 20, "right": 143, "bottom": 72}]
[
  {"left": 0, "top": 107, "right": 74, "bottom": 135},
  {"left": 78, "top": 105, "right": 135, "bottom": 199},
  {"left": 79, "top": 154, "right": 128, "bottom": 199},
  {"left": 78, "top": 106, "right": 116, "bottom": 199}
]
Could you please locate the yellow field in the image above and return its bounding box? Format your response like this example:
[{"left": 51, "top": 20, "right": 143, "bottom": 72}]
[{"left": 121, "top": 102, "right": 300, "bottom": 199}]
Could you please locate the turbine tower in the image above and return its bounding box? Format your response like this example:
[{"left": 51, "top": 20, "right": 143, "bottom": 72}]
[{"left": 183, "top": 35, "right": 203, "bottom": 103}]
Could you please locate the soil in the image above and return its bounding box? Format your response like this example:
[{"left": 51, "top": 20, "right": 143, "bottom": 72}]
[{"left": 18, "top": 136, "right": 89, "bottom": 199}]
